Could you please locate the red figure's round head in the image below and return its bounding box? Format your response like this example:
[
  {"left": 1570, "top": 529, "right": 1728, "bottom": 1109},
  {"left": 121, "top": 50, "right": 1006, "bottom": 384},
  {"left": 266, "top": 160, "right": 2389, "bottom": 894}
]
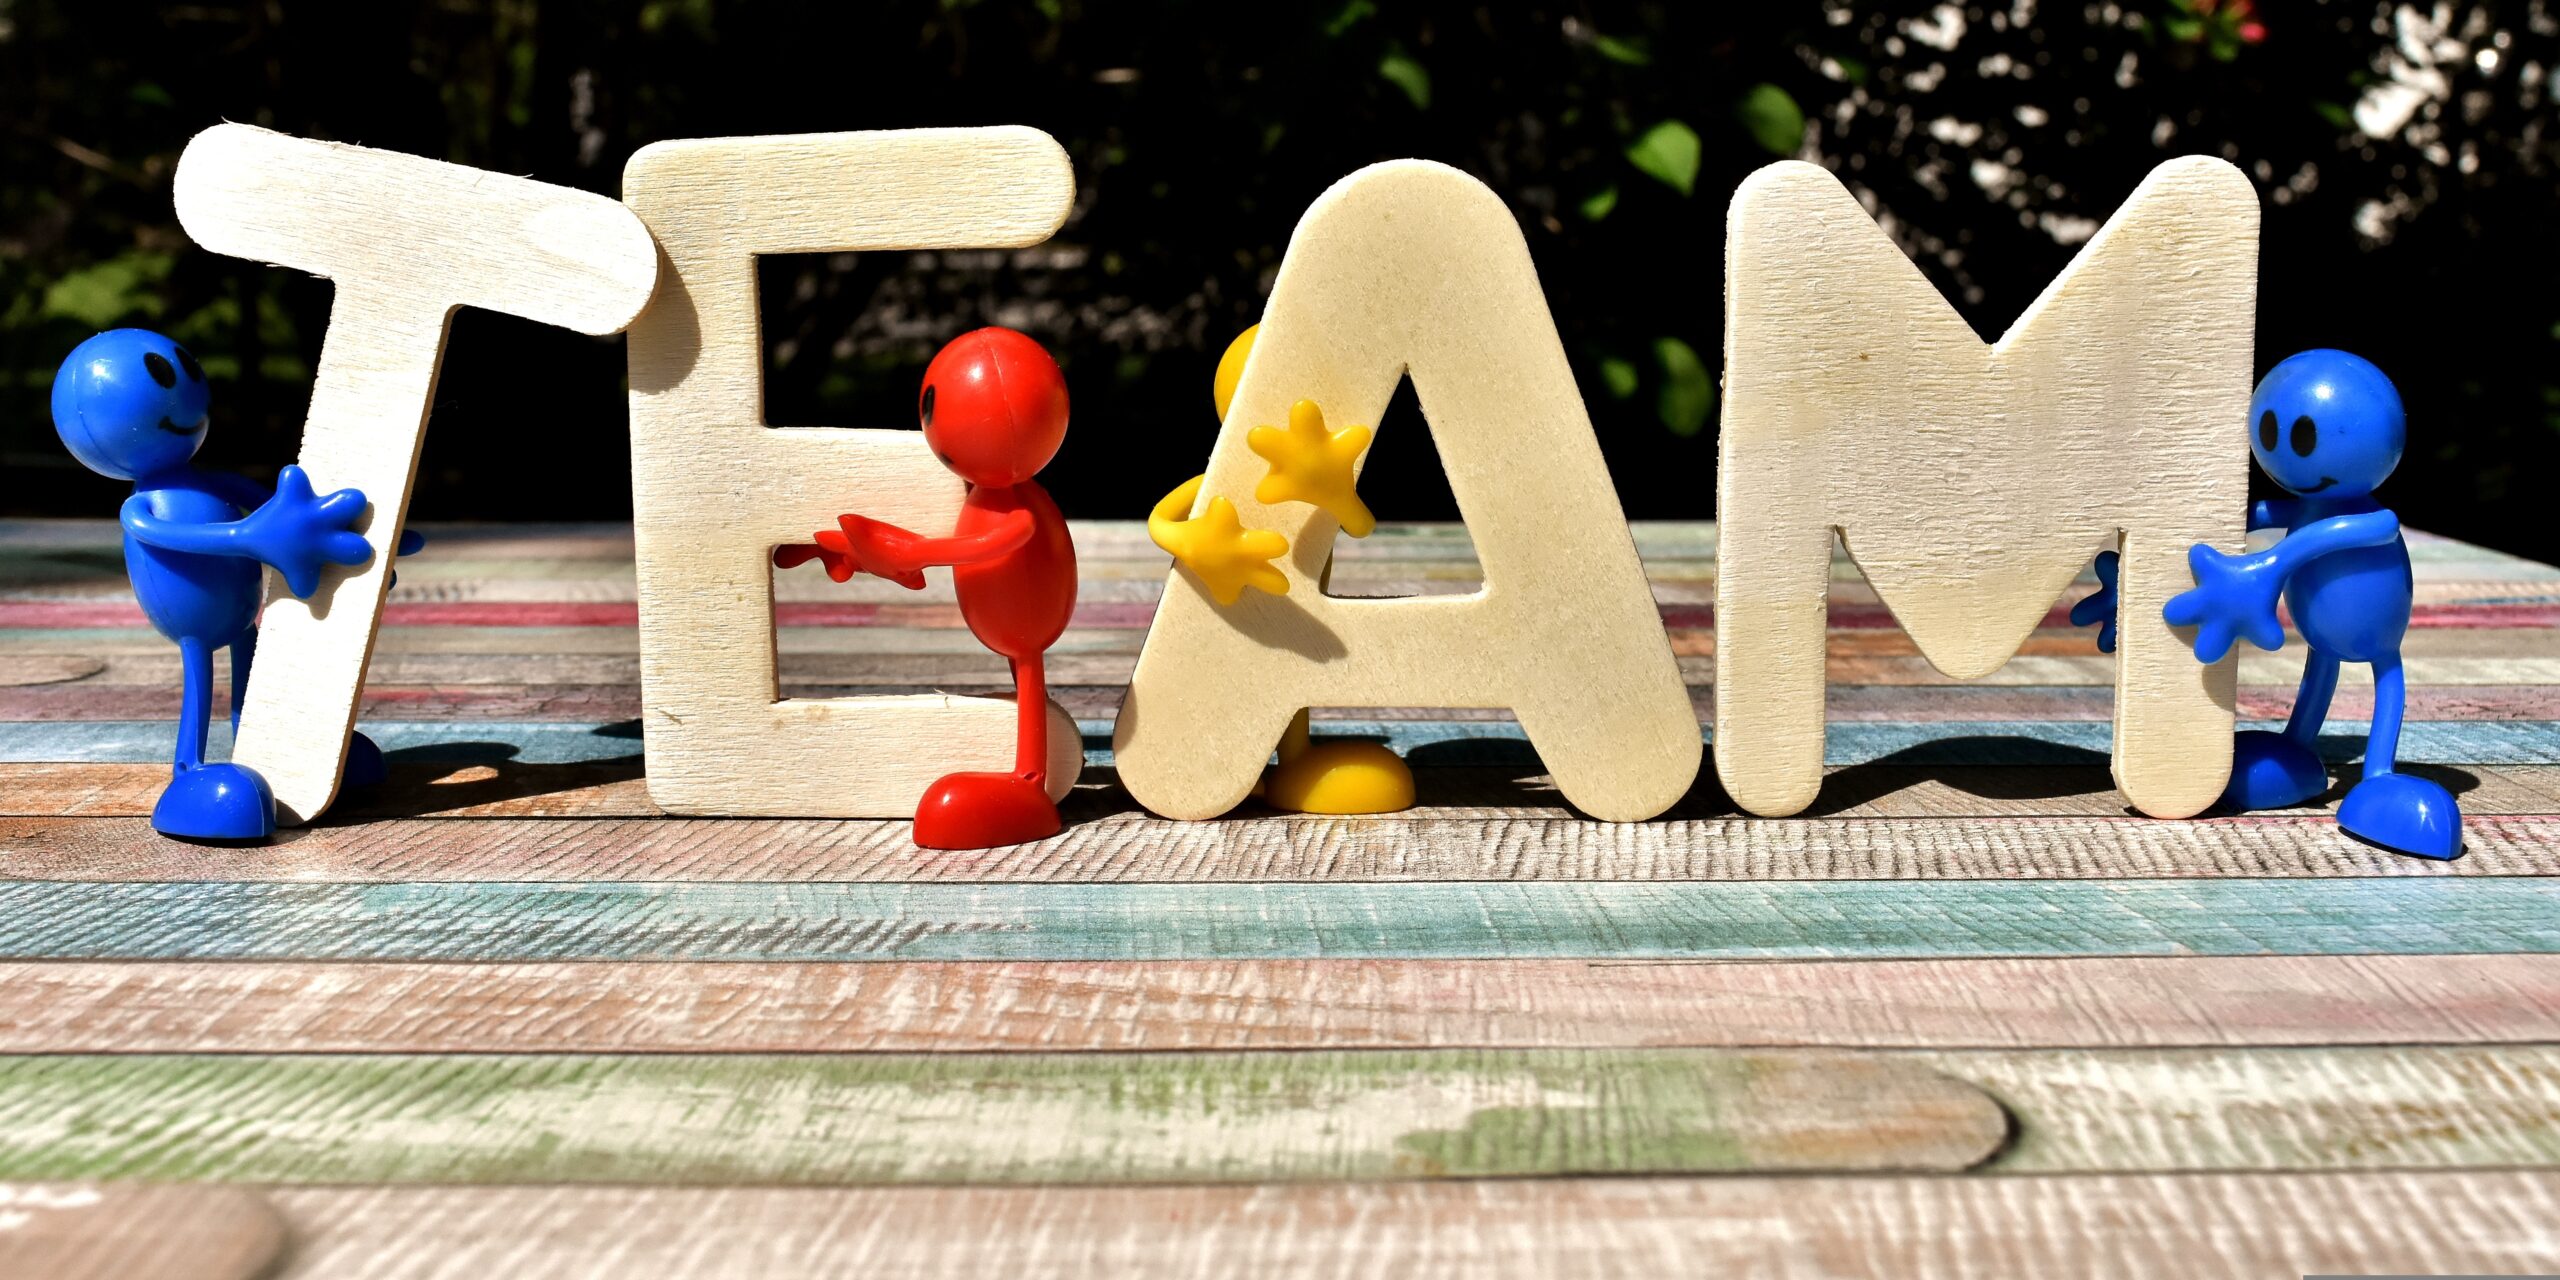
[{"left": 920, "top": 327, "right": 1068, "bottom": 488}]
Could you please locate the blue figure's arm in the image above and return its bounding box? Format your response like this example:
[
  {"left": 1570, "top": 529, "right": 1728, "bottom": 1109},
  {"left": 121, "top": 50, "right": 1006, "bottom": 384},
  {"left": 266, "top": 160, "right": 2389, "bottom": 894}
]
[
  {"left": 197, "top": 471, "right": 274, "bottom": 514},
  {"left": 196, "top": 471, "right": 425, "bottom": 559},
  {"left": 2068, "top": 549, "right": 2120, "bottom": 654},
  {"left": 2248, "top": 499, "right": 2301, "bottom": 532},
  {"left": 2164, "top": 509, "right": 2402, "bottom": 662},
  {"left": 120, "top": 465, "right": 376, "bottom": 599}
]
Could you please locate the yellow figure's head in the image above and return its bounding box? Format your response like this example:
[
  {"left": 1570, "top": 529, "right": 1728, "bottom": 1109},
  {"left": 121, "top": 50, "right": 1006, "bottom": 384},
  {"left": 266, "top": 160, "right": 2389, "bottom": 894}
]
[{"left": 1213, "top": 325, "right": 1258, "bottom": 422}]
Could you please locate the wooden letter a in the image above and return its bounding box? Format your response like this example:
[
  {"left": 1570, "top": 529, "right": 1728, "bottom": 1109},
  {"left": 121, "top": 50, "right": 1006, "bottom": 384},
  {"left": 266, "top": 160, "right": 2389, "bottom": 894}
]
[
  {"left": 1715, "top": 157, "right": 2258, "bottom": 819},
  {"left": 1117, "top": 161, "right": 1698, "bottom": 822}
]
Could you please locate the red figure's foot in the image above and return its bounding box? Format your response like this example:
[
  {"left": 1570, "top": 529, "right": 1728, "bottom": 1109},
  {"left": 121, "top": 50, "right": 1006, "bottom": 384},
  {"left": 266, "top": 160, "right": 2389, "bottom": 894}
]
[{"left": 913, "top": 771, "right": 1062, "bottom": 850}]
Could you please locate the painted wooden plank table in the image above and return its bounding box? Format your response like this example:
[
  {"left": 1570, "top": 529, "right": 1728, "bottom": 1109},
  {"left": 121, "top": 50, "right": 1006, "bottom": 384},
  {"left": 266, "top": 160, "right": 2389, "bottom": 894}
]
[{"left": 1, "top": 518, "right": 2557, "bottom": 1278}]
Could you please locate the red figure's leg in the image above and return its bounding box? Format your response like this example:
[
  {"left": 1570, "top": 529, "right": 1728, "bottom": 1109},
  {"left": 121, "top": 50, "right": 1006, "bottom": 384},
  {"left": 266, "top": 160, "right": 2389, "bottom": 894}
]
[
  {"left": 1013, "top": 653, "right": 1047, "bottom": 784},
  {"left": 913, "top": 649, "right": 1063, "bottom": 851}
]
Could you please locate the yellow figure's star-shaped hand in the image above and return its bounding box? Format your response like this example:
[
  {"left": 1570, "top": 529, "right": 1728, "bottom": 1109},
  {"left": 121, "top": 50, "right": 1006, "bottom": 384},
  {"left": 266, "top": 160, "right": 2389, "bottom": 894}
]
[
  {"left": 1248, "top": 400, "right": 1376, "bottom": 538},
  {"left": 1149, "top": 475, "right": 1290, "bottom": 606}
]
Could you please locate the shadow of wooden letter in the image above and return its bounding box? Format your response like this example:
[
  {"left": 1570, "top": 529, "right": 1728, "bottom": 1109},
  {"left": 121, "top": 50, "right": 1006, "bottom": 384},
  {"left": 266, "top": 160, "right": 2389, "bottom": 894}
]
[
  {"left": 1715, "top": 157, "right": 2258, "bottom": 819},
  {"left": 179, "top": 124, "right": 662, "bottom": 825},
  {"left": 1116, "top": 160, "right": 1698, "bottom": 822},
  {"left": 622, "top": 129, "right": 1082, "bottom": 816}
]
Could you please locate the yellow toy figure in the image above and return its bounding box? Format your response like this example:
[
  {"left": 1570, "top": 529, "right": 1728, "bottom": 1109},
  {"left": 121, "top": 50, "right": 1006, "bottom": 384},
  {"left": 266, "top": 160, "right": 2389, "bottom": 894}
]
[{"left": 1147, "top": 326, "right": 1415, "bottom": 814}]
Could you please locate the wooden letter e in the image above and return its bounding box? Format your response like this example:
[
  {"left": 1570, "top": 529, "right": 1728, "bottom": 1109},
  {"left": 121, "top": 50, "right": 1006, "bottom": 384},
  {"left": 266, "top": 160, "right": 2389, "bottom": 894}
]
[{"left": 623, "top": 130, "right": 1083, "bottom": 816}]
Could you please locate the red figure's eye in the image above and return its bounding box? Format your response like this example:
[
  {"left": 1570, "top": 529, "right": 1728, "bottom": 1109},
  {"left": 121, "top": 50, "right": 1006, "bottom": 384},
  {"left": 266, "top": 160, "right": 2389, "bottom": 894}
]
[{"left": 918, "top": 327, "right": 1069, "bottom": 488}]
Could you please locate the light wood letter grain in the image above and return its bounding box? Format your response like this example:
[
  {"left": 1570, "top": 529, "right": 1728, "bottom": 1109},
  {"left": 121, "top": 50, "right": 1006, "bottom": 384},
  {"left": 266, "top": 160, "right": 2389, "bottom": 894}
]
[
  {"left": 1715, "top": 157, "right": 2257, "bottom": 818},
  {"left": 1116, "top": 161, "right": 1697, "bottom": 822},
  {"left": 623, "top": 129, "right": 1081, "bottom": 816},
  {"left": 179, "top": 124, "right": 660, "bottom": 824}
]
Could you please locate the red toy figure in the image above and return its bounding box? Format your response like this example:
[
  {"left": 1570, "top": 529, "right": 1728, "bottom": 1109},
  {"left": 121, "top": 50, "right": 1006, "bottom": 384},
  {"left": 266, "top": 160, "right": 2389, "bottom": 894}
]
[{"left": 776, "top": 327, "right": 1077, "bottom": 849}]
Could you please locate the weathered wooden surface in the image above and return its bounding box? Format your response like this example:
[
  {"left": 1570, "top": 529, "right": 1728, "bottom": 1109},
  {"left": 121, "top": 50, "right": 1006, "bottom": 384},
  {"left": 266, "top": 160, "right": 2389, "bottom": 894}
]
[
  {"left": 3, "top": 955, "right": 2552, "bottom": 1053},
  {"left": 0, "top": 1181, "right": 285, "bottom": 1280},
  {"left": 253, "top": 1173, "right": 2560, "bottom": 1279},
  {"left": 1, "top": 519, "right": 2555, "bottom": 1275},
  {"left": 0, "top": 1050, "right": 2006, "bottom": 1183}
]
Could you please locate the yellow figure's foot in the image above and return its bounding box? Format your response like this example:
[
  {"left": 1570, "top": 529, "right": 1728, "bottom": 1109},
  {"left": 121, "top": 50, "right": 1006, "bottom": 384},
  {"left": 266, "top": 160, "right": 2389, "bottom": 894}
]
[
  {"left": 1149, "top": 475, "right": 1289, "bottom": 606},
  {"left": 1262, "top": 740, "right": 1415, "bottom": 814},
  {"left": 1249, "top": 400, "right": 1376, "bottom": 538}
]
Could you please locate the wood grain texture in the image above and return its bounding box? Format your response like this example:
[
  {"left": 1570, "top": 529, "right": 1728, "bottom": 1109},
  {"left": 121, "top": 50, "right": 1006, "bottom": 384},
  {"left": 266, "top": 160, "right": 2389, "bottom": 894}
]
[
  {"left": 0, "top": 1051, "right": 2007, "bottom": 1184},
  {"left": 0, "top": 877, "right": 2551, "bottom": 961},
  {"left": 1717, "top": 158, "right": 2256, "bottom": 819},
  {"left": 1938, "top": 1043, "right": 2560, "bottom": 1171},
  {"left": 256, "top": 1173, "right": 2560, "bottom": 1279},
  {"left": 176, "top": 123, "right": 660, "bottom": 825},
  {"left": 11, "top": 759, "right": 2560, "bottom": 821},
  {"left": 623, "top": 128, "right": 1081, "bottom": 816},
  {"left": 0, "top": 813, "right": 2555, "bottom": 881},
  {"left": 1115, "top": 160, "right": 1699, "bottom": 822},
  {"left": 4, "top": 955, "right": 2553, "bottom": 1053},
  {"left": 0, "top": 1046, "right": 2551, "bottom": 1181},
  {"left": 0, "top": 1182, "right": 285, "bottom": 1280},
  {"left": 16, "top": 715, "right": 2560, "bottom": 767}
]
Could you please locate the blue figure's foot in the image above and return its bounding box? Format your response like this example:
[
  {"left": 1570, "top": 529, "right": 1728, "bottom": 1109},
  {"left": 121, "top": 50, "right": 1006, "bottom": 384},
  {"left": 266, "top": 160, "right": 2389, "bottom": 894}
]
[
  {"left": 2221, "top": 729, "right": 2330, "bottom": 812},
  {"left": 2339, "top": 773, "right": 2464, "bottom": 860},
  {"left": 153, "top": 763, "right": 276, "bottom": 842},
  {"left": 342, "top": 730, "right": 388, "bottom": 789}
]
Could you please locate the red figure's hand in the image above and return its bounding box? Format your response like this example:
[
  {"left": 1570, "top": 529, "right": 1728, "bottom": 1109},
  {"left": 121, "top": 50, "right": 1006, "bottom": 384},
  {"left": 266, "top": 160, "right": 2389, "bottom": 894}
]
[
  {"left": 825, "top": 514, "right": 930, "bottom": 590},
  {"left": 773, "top": 542, "right": 857, "bottom": 583}
]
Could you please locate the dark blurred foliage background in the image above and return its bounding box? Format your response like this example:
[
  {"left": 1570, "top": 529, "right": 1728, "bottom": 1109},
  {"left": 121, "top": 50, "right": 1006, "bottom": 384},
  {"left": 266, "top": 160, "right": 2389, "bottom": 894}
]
[{"left": 4, "top": 1, "right": 2557, "bottom": 559}]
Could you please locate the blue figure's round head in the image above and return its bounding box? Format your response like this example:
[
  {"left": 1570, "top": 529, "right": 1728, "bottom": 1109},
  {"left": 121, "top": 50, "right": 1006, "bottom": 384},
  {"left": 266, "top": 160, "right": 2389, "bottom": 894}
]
[
  {"left": 50, "top": 329, "right": 212, "bottom": 481},
  {"left": 2248, "top": 348, "right": 2404, "bottom": 500}
]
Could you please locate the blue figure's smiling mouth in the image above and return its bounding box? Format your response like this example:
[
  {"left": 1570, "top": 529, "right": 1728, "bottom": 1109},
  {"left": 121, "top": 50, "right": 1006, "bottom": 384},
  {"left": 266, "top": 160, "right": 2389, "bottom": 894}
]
[
  {"left": 2297, "top": 476, "right": 2339, "bottom": 493},
  {"left": 155, "top": 416, "right": 204, "bottom": 436}
]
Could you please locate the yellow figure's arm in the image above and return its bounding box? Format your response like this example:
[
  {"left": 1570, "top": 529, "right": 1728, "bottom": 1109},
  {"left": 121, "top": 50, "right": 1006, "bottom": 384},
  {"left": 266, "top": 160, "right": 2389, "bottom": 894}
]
[{"left": 1149, "top": 475, "right": 1290, "bottom": 606}]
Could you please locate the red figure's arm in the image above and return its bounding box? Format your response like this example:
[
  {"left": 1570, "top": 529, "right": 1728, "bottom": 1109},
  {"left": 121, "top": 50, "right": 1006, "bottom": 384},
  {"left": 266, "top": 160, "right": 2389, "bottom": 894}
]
[
  {"left": 837, "top": 510, "right": 1034, "bottom": 575},
  {"left": 773, "top": 510, "right": 1037, "bottom": 591}
]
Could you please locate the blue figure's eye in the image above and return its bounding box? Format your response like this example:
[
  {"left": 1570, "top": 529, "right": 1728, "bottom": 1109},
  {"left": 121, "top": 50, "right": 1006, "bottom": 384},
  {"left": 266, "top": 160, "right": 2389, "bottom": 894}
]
[
  {"left": 2258, "top": 410, "right": 2277, "bottom": 451},
  {"left": 175, "top": 347, "right": 205, "bottom": 383},
  {"left": 144, "top": 352, "right": 177, "bottom": 387},
  {"left": 2290, "top": 415, "right": 2318, "bottom": 457}
]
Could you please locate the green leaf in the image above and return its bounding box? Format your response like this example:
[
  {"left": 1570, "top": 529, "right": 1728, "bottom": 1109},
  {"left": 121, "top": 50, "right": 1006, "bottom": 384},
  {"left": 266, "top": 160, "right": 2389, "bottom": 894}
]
[
  {"left": 127, "top": 82, "right": 175, "bottom": 108},
  {"left": 1579, "top": 185, "right": 1619, "bottom": 221},
  {"left": 1589, "top": 33, "right": 1651, "bottom": 66},
  {"left": 1737, "top": 84, "right": 1805, "bottom": 156},
  {"left": 1653, "top": 337, "right": 1714, "bottom": 436},
  {"left": 40, "top": 251, "right": 173, "bottom": 329},
  {"left": 1624, "top": 120, "right": 1701, "bottom": 196},
  {"left": 2312, "top": 101, "right": 2354, "bottom": 130},
  {"left": 1598, "top": 356, "right": 1640, "bottom": 400},
  {"left": 1377, "top": 51, "right": 1430, "bottom": 109},
  {"left": 1324, "top": 0, "right": 1376, "bottom": 38}
]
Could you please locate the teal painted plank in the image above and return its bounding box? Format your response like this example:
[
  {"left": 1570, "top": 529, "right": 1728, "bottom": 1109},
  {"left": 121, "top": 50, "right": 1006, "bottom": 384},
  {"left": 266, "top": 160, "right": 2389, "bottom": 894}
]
[
  {"left": 7, "top": 718, "right": 2560, "bottom": 766},
  {"left": 0, "top": 878, "right": 2550, "bottom": 962}
]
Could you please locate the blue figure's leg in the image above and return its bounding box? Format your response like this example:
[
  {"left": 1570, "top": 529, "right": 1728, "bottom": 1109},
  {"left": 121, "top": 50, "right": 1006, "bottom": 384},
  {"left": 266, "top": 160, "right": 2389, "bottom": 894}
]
[
  {"left": 2284, "top": 650, "right": 2340, "bottom": 747},
  {"left": 152, "top": 634, "right": 275, "bottom": 842},
  {"left": 2362, "top": 653, "right": 2406, "bottom": 780},
  {"left": 2222, "top": 648, "right": 2335, "bottom": 812},
  {"left": 229, "top": 626, "right": 256, "bottom": 733},
  {"left": 173, "top": 637, "right": 214, "bottom": 774},
  {"left": 2338, "top": 650, "right": 2463, "bottom": 859}
]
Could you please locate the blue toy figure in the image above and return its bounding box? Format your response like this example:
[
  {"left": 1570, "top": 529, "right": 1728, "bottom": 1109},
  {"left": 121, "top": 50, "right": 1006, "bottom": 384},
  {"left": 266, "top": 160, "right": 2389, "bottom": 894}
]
[
  {"left": 2075, "top": 349, "right": 2459, "bottom": 859},
  {"left": 51, "top": 329, "right": 420, "bottom": 841}
]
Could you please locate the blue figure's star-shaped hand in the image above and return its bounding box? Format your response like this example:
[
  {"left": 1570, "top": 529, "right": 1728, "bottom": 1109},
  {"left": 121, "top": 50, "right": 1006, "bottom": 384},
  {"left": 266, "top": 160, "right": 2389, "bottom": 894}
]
[
  {"left": 2068, "top": 550, "right": 2121, "bottom": 654},
  {"left": 236, "top": 464, "right": 374, "bottom": 599},
  {"left": 2162, "top": 541, "right": 2287, "bottom": 663}
]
